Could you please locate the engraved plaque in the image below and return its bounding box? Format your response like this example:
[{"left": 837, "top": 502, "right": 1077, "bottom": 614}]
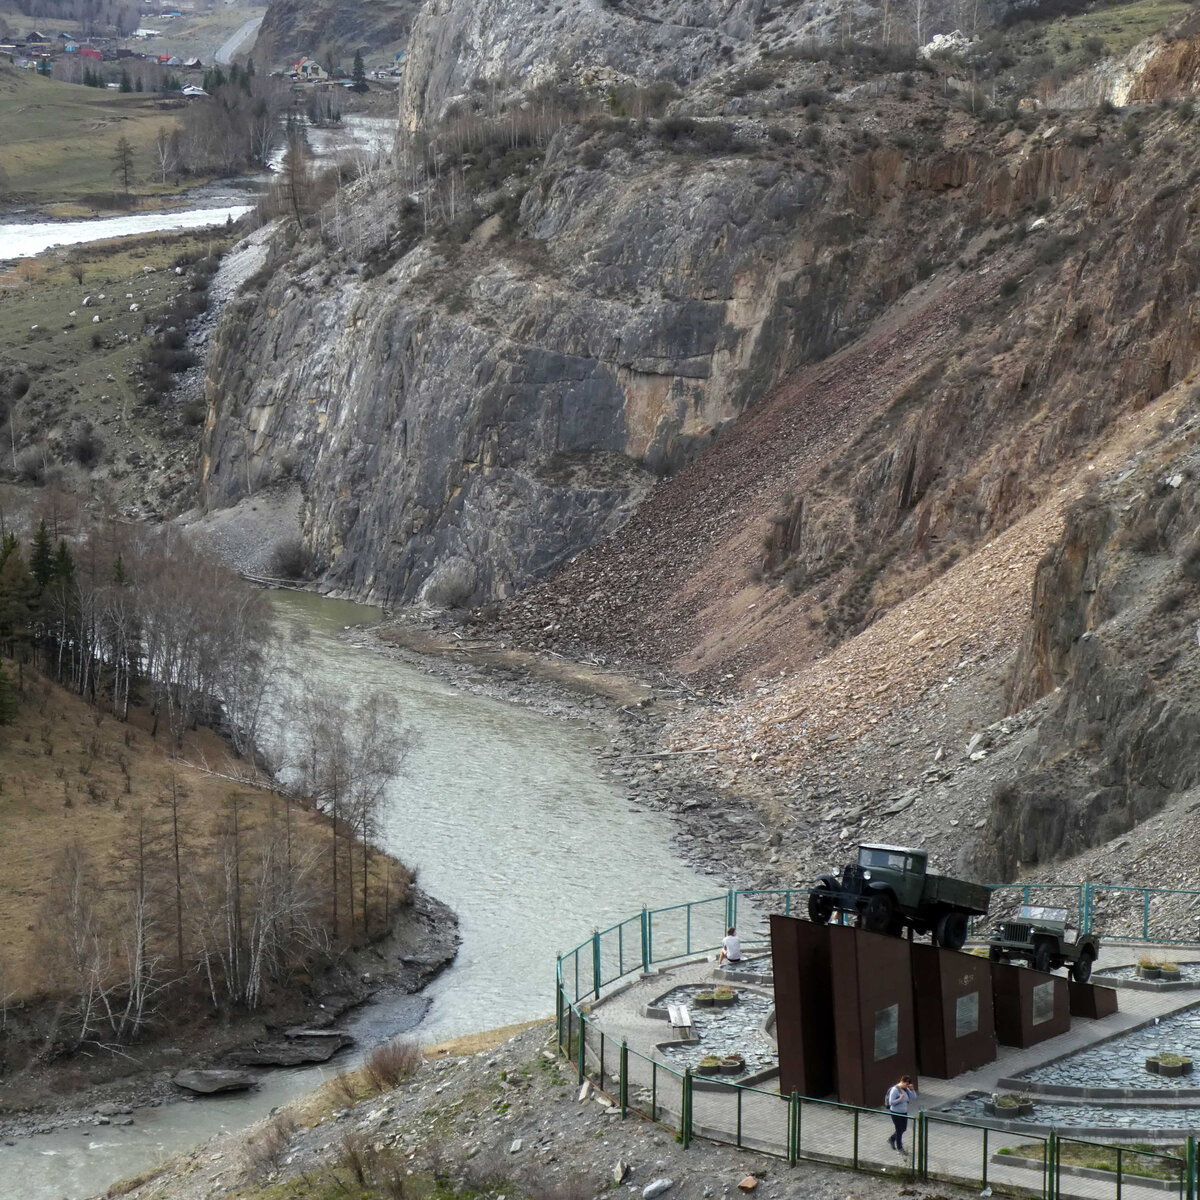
[
  {"left": 955, "top": 991, "right": 980, "bottom": 1038},
  {"left": 874, "top": 1003, "right": 900, "bottom": 1061},
  {"left": 1032, "top": 980, "right": 1056, "bottom": 1025}
]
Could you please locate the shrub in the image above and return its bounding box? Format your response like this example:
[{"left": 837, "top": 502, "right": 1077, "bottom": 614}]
[
  {"left": 363, "top": 1038, "right": 421, "bottom": 1092},
  {"left": 9, "top": 371, "right": 30, "bottom": 400},
  {"left": 15, "top": 447, "right": 44, "bottom": 483},
  {"left": 244, "top": 1110, "right": 297, "bottom": 1180},
  {"left": 69, "top": 422, "right": 103, "bottom": 468},
  {"left": 1180, "top": 536, "right": 1200, "bottom": 581},
  {"left": 270, "top": 537, "right": 314, "bottom": 580},
  {"left": 180, "top": 400, "right": 206, "bottom": 427}
]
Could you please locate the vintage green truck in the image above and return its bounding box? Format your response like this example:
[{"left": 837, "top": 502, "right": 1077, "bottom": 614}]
[{"left": 807, "top": 843, "right": 990, "bottom": 951}]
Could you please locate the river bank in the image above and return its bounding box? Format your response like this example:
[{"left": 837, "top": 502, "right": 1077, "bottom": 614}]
[{"left": 0, "top": 876, "right": 458, "bottom": 1145}]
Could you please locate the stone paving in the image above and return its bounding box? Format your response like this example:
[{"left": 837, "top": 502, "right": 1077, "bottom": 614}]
[{"left": 579, "top": 940, "right": 1200, "bottom": 1200}]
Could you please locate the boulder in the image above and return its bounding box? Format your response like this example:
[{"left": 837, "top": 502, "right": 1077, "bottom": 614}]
[
  {"left": 225, "top": 1034, "right": 353, "bottom": 1067},
  {"left": 172, "top": 1069, "right": 259, "bottom": 1094},
  {"left": 643, "top": 1180, "right": 674, "bottom": 1200}
]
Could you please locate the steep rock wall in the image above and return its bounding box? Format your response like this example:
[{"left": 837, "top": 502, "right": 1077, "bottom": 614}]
[{"left": 202, "top": 146, "right": 830, "bottom": 604}]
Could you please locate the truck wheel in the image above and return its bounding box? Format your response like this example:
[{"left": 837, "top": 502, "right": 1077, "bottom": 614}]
[
  {"left": 863, "top": 892, "right": 896, "bottom": 935},
  {"left": 936, "top": 911, "right": 969, "bottom": 952},
  {"left": 1034, "top": 941, "right": 1053, "bottom": 973},
  {"left": 1071, "top": 950, "right": 1094, "bottom": 984},
  {"left": 988, "top": 946, "right": 1003, "bottom": 963},
  {"left": 808, "top": 883, "right": 834, "bottom": 926}
]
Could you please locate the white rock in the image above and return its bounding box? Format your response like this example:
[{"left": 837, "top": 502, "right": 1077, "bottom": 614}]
[
  {"left": 643, "top": 1180, "right": 673, "bottom": 1200},
  {"left": 82, "top": 296, "right": 93, "bottom": 306},
  {"left": 129, "top": 303, "right": 140, "bottom": 312},
  {"left": 614, "top": 1161, "right": 630, "bottom": 1183},
  {"left": 92, "top": 315, "right": 101, "bottom": 323},
  {"left": 578, "top": 1081, "right": 593, "bottom": 1103},
  {"left": 509, "top": 1139, "right": 523, "bottom": 1154}
]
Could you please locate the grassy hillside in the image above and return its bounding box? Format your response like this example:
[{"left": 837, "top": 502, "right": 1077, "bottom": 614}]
[
  {"left": 0, "top": 661, "right": 406, "bottom": 1006},
  {"left": 0, "top": 66, "right": 187, "bottom": 208},
  {"left": 0, "top": 229, "right": 234, "bottom": 513}
]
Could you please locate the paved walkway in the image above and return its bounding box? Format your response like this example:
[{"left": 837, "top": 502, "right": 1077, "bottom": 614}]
[{"left": 578, "top": 941, "right": 1200, "bottom": 1200}]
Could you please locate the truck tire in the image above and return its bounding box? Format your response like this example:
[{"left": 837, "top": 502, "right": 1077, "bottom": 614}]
[
  {"left": 1034, "top": 941, "right": 1053, "bottom": 973},
  {"left": 808, "top": 882, "right": 834, "bottom": 925},
  {"left": 1071, "top": 950, "right": 1095, "bottom": 984},
  {"left": 988, "top": 945, "right": 1003, "bottom": 963},
  {"left": 936, "top": 911, "right": 969, "bottom": 952},
  {"left": 863, "top": 892, "right": 897, "bottom": 935}
]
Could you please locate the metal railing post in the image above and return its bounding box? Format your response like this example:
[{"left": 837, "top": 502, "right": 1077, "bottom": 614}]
[
  {"left": 599, "top": 1030, "right": 606, "bottom": 1088},
  {"left": 555, "top": 975, "right": 563, "bottom": 1053},
  {"left": 619, "top": 1041, "right": 628, "bottom": 1117},
  {"left": 1187, "top": 1134, "right": 1196, "bottom": 1200},
  {"left": 736, "top": 1087, "right": 743, "bottom": 1147},
  {"left": 1145, "top": 889, "right": 1151, "bottom": 940},
  {"left": 1047, "top": 1131, "right": 1057, "bottom": 1200},
  {"left": 576, "top": 1012, "right": 586, "bottom": 1082},
  {"left": 651, "top": 1060, "right": 657, "bottom": 1121},
  {"left": 641, "top": 907, "right": 649, "bottom": 973},
  {"left": 789, "top": 1091, "right": 799, "bottom": 1166},
  {"left": 682, "top": 1069, "right": 693, "bottom": 1149},
  {"left": 687, "top": 903, "right": 692, "bottom": 955},
  {"left": 1116, "top": 1145, "right": 1123, "bottom": 1200},
  {"left": 592, "top": 930, "right": 601, "bottom": 999},
  {"left": 981, "top": 1124, "right": 988, "bottom": 1191},
  {"left": 852, "top": 1108, "right": 859, "bottom": 1170}
]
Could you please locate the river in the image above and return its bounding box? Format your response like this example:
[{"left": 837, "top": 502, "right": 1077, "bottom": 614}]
[{"left": 5, "top": 591, "right": 714, "bottom": 1200}]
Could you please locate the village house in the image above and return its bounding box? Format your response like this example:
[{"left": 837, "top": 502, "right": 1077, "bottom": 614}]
[{"left": 292, "top": 56, "right": 327, "bottom": 81}]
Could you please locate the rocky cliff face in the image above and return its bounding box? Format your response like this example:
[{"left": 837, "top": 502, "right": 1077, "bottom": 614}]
[{"left": 254, "top": 0, "right": 422, "bottom": 66}]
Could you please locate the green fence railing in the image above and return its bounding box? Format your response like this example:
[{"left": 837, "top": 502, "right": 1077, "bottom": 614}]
[{"left": 556, "top": 886, "right": 1200, "bottom": 1200}]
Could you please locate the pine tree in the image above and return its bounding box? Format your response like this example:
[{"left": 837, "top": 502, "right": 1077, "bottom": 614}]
[
  {"left": 352, "top": 49, "right": 368, "bottom": 93},
  {"left": 30, "top": 520, "right": 53, "bottom": 590},
  {"left": 0, "top": 662, "right": 17, "bottom": 725},
  {"left": 119, "top": 69, "right": 132, "bottom": 92},
  {"left": 53, "top": 540, "right": 74, "bottom": 583}
]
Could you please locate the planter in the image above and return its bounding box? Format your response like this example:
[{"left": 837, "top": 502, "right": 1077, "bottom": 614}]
[
  {"left": 711, "top": 992, "right": 738, "bottom": 1008},
  {"left": 1160, "top": 968, "right": 1182, "bottom": 982},
  {"left": 984, "top": 1099, "right": 1034, "bottom": 1118},
  {"left": 696, "top": 1059, "right": 721, "bottom": 1077},
  {"left": 720, "top": 1056, "right": 745, "bottom": 1075},
  {"left": 1139, "top": 966, "right": 1162, "bottom": 980},
  {"left": 1146, "top": 1056, "right": 1192, "bottom": 1077},
  {"left": 694, "top": 994, "right": 716, "bottom": 1008}
]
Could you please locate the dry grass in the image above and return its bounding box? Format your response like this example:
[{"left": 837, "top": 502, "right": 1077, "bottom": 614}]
[
  {"left": 423, "top": 1019, "right": 548, "bottom": 1058},
  {"left": 0, "top": 662, "right": 405, "bottom": 1003},
  {"left": 363, "top": 1037, "right": 422, "bottom": 1091}
]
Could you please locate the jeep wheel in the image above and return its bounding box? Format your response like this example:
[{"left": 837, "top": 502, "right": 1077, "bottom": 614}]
[
  {"left": 936, "top": 911, "right": 969, "bottom": 952},
  {"left": 988, "top": 945, "right": 1003, "bottom": 963},
  {"left": 863, "top": 892, "right": 897, "bottom": 935},
  {"left": 1033, "top": 941, "right": 1053, "bottom": 973},
  {"left": 808, "top": 883, "right": 834, "bottom": 926},
  {"left": 1071, "top": 950, "right": 1095, "bottom": 984}
]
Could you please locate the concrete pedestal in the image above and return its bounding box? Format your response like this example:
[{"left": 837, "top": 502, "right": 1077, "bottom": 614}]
[
  {"left": 770, "top": 915, "right": 835, "bottom": 1098},
  {"left": 990, "top": 961, "right": 1070, "bottom": 1046},
  {"left": 911, "top": 943, "right": 997, "bottom": 1078}
]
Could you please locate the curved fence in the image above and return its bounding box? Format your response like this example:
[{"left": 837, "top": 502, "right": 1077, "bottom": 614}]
[{"left": 555, "top": 887, "right": 1200, "bottom": 1200}]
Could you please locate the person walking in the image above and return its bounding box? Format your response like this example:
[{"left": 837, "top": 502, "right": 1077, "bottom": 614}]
[
  {"left": 717, "top": 926, "right": 742, "bottom": 966},
  {"left": 885, "top": 1075, "right": 917, "bottom": 1154}
]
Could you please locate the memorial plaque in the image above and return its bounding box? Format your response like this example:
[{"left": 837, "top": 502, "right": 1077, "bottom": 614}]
[
  {"left": 991, "top": 961, "right": 1070, "bottom": 1046},
  {"left": 911, "top": 942, "right": 996, "bottom": 1078},
  {"left": 828, "top": 924, "right": 917, "bottom": 1107},
  {"left": 955, "top": 991, "right": 980, "bottom": 1038},
  {"left": 770, "top": 915, "right": 835, "bottom": 1097},
  {"left": 1031, "top": 980, "right": 1056, "bottom": 1025},
  {"left": 874, "top": 1004, "right": 899, "bottom": 1061}
]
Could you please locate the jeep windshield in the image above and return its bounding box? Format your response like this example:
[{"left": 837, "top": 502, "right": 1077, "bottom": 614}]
[
  {"left": 858, "top": 847, "right": 912, "bottom": 870},
  {"left": 1018, "top": 905, "right": 1067, "bottom": 923}
]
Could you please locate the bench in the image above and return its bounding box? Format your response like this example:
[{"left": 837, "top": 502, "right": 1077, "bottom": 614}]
[{"left": 668, "top": 1004, "right": 695, "bottom": 1041}]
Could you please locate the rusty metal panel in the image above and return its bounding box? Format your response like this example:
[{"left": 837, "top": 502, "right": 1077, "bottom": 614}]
[
  {"left": 1068, "top": 980, "right": 1119, "bottom": 1020},
  {"left": 770, "top": 915, "right": 835, "bottom": 1098},
  {"left": 911, "top": 943, "right": 996, "bottom": 1078},
  {"left": 990, "top": 961, "right": 1071, "bottom": 1046},
  {"left": 828, "top": 924, "right": 918, "bottom": 1108}
]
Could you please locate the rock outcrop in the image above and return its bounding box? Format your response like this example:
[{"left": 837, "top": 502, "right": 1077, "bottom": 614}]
[{"left": 254, "top": 0, "right": 422, "bottom": 66}]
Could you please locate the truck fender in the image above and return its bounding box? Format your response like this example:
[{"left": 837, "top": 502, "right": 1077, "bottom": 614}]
[{"left": 812, "top": 875, "right": 838, "bottom": 892}]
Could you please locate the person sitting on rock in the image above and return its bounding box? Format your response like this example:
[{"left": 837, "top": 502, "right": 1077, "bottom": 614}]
[{"left": 718, "top": 926, "right": 742, "bottom": 966}]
